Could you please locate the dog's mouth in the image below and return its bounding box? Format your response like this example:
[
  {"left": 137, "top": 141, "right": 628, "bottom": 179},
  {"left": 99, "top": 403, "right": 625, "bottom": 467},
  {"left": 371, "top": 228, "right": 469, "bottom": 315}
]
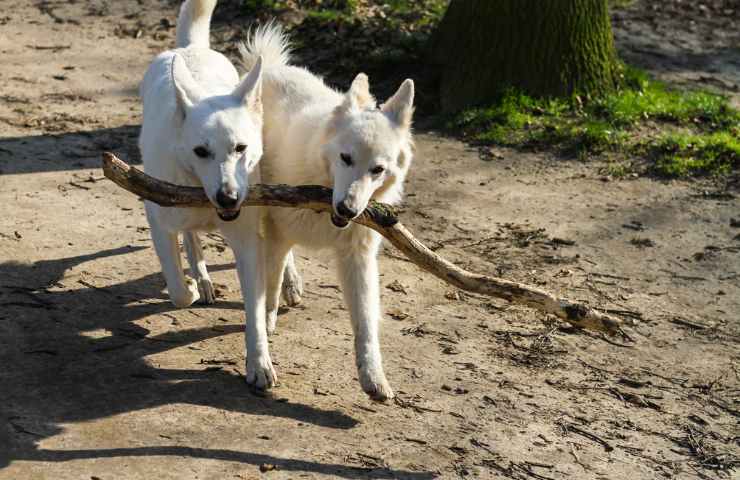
[
  {"left": 217, "top": 208, "right": 241, "bottom": 222},
  {"left": 330, "top": 213, "right": 351, "bottom": 229}
]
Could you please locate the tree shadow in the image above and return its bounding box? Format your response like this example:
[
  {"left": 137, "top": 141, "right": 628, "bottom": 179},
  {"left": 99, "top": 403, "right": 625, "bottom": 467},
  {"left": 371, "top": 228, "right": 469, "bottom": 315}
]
[
  {"left": 0, "top": 245, "right": 433, "bottom": 478},
  {"left": 618, "top": 44, "right": 740, "bottom": 87},
  {"left": 12, "top": 446, "right": 435, "bottom": 479},
  {"left": 0, "top": 125, "right": 141, "bottom": 175}
]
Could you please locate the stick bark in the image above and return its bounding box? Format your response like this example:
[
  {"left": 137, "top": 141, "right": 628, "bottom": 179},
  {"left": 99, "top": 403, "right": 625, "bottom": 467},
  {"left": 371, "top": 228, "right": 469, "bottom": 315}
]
[{"left": 102, "top": 152, "right": 628, "bottom": 336}]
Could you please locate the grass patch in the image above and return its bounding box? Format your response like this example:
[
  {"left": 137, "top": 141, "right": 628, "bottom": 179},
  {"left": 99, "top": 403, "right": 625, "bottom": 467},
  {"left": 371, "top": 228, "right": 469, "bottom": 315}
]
[
  {"left": 652, "top": 132, "right": 739, "bottom": 176},
  {"left": 453, "top": 67, "right": 740, "bottom": 177}
]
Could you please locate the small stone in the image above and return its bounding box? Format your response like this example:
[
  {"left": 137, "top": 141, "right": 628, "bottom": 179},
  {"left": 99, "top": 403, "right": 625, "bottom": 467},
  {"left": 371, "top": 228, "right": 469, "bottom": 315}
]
[{"left": 385, "top": 280, "right": 407, "bottom": 294}]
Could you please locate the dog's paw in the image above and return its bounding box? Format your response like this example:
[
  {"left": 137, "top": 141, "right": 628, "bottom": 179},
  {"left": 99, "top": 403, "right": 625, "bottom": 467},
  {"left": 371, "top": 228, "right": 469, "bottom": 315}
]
[
  {"left": 281, "top": 275, "right": 303, "bottom": 307},
  {"left": 266, "top": 309, "right": 278, "bottom": 336},
  {"left": 197, "top": 278, "right": 216, "bottom": 305},
  {"left": 359, "top": 369, "right": 394, "bottom": 401},
  {"left": 170, "top": 278, "right": 200, "bottom": 308},
  {"left": 246, "top": 355, "right": 277, "bottom": 392}
]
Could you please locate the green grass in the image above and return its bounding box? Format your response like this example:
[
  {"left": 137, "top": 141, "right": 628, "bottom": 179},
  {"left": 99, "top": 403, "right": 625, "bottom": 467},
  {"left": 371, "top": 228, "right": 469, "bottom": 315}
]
[
  {"left": 452, "top": 67, "right": 740, "bottom": 177},
  {"left": 652, "top": 131, "right": 740, "bottom": 176},
  {"left": 593, "top": 73, "right": 735, "bottom": 128}
]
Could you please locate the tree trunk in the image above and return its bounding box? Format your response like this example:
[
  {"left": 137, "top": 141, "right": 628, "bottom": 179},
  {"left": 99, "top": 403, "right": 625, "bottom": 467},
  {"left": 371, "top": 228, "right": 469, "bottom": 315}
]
[{"left": 432, "top": 0, "right": 619, "bottom": 112}]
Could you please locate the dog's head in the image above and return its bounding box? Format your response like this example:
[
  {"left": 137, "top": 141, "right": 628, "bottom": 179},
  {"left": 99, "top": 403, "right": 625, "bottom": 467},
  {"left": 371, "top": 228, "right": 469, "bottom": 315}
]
[
  {"left": 171, "top": 54, "right": 264, "bottom": 222},
  {"left": 323, "top": 74, "right": 415, "bottom": 228}
]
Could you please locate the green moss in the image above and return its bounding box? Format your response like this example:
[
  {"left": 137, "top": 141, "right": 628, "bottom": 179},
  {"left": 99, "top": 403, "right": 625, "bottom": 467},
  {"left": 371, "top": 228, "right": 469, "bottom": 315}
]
[{"left": 452, "top": 67, "right": 740, "bottom": 177}]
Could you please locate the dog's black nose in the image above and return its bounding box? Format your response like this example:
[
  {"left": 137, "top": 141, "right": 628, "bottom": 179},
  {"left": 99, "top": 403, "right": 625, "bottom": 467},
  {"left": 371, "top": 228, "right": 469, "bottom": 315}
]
[
  {"left": 336, "top": 201, "right": 357, "bottom": 219},
  {"left": 216, "top": 189, "right": 238, "bottom": 209}
]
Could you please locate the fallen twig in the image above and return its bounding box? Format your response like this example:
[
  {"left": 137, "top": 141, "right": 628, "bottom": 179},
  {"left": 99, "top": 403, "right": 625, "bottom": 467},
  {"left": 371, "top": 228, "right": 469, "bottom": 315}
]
[
  {"left": 608, "top": 387, "right": 662, "bottom": 410},
  {"left": 559, "top": 421, "right": 614, "bottom": 452},
  {"left": 102, "top": 152, "right": 629, "bottom": 336},
  {"left": 669, "top": 317, "right": 711, "bottom": 331}
]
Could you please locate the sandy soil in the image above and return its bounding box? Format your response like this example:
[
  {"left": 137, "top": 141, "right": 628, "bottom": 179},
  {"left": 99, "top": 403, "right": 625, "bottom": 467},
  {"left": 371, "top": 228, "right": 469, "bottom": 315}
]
[{"left": 1, "top": 1, "right": 738, "bottom": 479}]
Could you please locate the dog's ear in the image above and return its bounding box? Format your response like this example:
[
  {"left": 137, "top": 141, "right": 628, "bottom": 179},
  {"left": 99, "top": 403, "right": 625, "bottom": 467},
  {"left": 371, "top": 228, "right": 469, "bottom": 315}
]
[
  {"left": 382, "top": 79, "right": 414, "bottom": 130},
  {"left": 233, "top": 56, "right": 263, "bottom": 113},
  {"left": 172, "top": 54, "right": 206, "bottom": 117},
  {"left": 339, "top": 73, "right": 374, "bottom": 113}
]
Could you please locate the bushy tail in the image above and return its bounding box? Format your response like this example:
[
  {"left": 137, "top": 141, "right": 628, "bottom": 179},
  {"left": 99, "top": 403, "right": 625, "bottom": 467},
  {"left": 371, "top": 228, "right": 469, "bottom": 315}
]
[
  {"left": 176, "top": 0, "right": 217, "bottom": 48},
  {"left": 238, "top": 22, "right": 291, "bottom": 70}
]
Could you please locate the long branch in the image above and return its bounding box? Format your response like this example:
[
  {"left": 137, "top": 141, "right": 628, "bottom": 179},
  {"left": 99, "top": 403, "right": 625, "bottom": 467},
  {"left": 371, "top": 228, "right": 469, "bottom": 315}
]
[{"left": 102, "top": 152, "right": 628, "bottom": 336}]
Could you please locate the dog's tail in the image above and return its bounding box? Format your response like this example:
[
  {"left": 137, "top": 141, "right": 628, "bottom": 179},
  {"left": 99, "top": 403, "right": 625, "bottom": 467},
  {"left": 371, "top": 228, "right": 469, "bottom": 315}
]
[
  {"left": 238, "top": 22, "right": 291, "bottom": 70},
  {"left": 176, "top": 0, "right": 217, "bottom": 49}
]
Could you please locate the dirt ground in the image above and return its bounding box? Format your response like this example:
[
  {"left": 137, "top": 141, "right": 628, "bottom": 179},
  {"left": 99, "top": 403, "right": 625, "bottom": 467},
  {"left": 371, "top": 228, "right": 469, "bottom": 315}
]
[{"left": 1, "top": 1, "right": 739, "bottom": 479}]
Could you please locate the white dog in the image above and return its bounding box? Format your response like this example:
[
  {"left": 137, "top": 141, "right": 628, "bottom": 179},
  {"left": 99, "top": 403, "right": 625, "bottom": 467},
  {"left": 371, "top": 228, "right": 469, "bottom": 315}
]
[
  {"left": 139, "top": 0, "right": 275, "bottom": 389},
  {"left": 239, "top": 26, "right": 415, "bottom": 400}
]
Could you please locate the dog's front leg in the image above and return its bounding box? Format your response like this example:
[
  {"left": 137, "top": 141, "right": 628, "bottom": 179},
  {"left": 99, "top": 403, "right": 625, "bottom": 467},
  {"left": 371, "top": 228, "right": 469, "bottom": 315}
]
[
  {"left": 221, "top": 223, "right": 276, "bottom": 391},
  {"left": 146, "top": 207, "right": 200, "bottom": 308},
  {"left": 337, "top": 245, "right": 393, "bottom": 401}
]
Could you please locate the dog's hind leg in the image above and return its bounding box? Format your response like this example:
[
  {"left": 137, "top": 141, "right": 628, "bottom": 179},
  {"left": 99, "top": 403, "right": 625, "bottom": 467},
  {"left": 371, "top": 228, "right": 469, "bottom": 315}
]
[
  {"left": 184, "top": 231, "right": 215, "bottom": 305},
  {"left": 280, "top": 250, "right": 303, "bottom": 307},
  {"left": 265, "top": 238, "right": 293, "bottom": 335},
  {"left": 337, "top": 242, "right": 394, "bottom": 401},
  {"left": 149, "top": 222, "right": 200, "bottom": 308}
]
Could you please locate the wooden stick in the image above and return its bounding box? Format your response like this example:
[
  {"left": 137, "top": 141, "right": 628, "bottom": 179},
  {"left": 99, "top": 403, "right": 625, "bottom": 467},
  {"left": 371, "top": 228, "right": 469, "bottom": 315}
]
[{"left": 102, "top": 152, "right": 629, "bottom": 336}]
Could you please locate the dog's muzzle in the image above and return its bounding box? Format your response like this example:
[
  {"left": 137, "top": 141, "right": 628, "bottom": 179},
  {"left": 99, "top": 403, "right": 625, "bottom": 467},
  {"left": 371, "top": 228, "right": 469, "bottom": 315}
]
[
  {"left": 217, "top": 208, "right": 241, "bottom": 222},
  {"left": 331, "top": 200, "right": 357, "bottom": 229},
  {"left": 330, "top": 213, "right": 350, "bottom": 229}
]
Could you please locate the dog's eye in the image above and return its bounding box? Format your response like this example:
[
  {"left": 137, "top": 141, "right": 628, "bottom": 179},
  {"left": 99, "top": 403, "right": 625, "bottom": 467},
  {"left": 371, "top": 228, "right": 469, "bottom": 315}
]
[
  {"left": 370, "top": 166, "right": 385, "bottom": 175},
  {"left": 193, "top": 146, "right": 210, "bottom": 158},
  {"left": 340, "top": 153, "right": 352, "bottom": 166},
  {"left": 235, "top": 144, "right": 247, "bottom": 154}
]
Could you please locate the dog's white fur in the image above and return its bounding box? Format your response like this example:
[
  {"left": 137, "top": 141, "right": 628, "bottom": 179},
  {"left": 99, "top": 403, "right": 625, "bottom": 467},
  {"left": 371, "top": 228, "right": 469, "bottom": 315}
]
[
  {"left": 240, "top": 25, "right": 415, "bottom": 400},
  {"left": 139, "top": 0, "right": 275, "bottom": 389}
]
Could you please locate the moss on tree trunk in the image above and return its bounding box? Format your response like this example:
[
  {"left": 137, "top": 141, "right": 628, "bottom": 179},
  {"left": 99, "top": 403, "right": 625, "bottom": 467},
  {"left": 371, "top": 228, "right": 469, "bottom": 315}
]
[{"left": 432, "top": 0, "right": 620, "bottom": 112}]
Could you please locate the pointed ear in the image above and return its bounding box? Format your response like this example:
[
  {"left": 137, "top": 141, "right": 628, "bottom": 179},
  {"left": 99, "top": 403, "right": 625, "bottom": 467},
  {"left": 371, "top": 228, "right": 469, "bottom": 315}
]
[
  {"left": 339, "top": 73, "right": 374, "bottom": 113},
  {"left": 382, "top": 79, "right": 414, "bottom": 129},
  {"left": 233, "top": 55, "right": 263, "bottom": 112},
  {"left": 172, "top": 54, "right": 206, "bottom": 117}
]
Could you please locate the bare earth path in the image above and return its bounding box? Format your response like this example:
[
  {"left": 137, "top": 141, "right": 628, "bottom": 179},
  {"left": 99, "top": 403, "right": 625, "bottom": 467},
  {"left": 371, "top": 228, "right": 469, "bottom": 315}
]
[{"left": 1, "top": 2, "right": 738, "bottom": 479}]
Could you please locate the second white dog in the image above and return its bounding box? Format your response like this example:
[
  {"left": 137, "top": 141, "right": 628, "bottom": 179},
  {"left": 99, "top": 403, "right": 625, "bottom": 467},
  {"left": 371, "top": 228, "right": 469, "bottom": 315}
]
[{"left": 240, "top": 25, "right": 415, "bottom": 400}]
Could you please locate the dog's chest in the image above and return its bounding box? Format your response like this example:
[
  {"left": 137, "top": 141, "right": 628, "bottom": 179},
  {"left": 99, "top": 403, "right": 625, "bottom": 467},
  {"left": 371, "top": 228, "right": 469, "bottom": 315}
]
[
  {"left": 154, "top": 206, "right": 217, "bottom": 233},
  {"left": 269, "top": 208, "right": 378, "bottom": 251}
]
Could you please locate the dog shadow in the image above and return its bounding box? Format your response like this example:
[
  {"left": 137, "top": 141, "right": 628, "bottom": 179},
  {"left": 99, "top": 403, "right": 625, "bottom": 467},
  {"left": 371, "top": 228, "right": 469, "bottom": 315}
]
[{"left": 0, "top": 245, "right": 434, "bottom": 479}]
